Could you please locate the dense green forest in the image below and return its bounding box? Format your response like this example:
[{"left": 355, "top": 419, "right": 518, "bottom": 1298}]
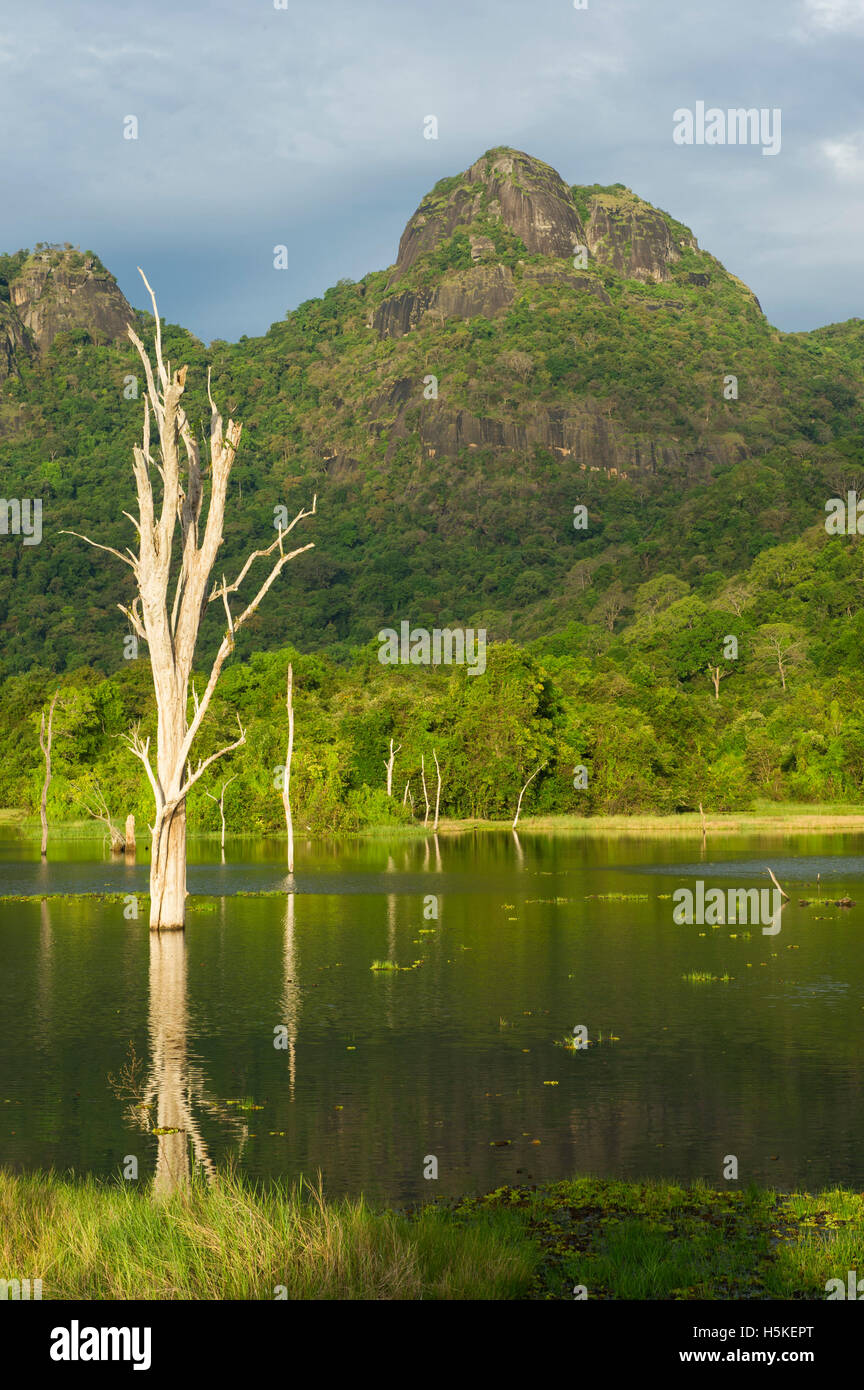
[
  {"left": 2, "top": 148, "right": 864, "bottom": 825},
  {"left": 4, "top": 515, "right": 864, "bottom": 829}
]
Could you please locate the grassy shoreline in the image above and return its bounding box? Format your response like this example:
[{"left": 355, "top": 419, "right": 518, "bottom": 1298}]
[
  {"left": 2, "top": 1168, "right": 861, "bottom": 1300},
  {"left": 3, "top": 803, "right": 864, "bottom": 843}
]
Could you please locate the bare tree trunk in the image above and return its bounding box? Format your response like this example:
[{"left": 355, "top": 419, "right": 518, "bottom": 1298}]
[
  {"left": 65, "top": 273, "right": 315, "bottom": 930},
  {"left": 432, "top": 749, "right": 442, "bottom": 832},
  {"left": 512, "top": 764, "right": 544, "bottom": 830},
  {"left": 38, "top": 690, "right": 59, "bottom": 858},
  {"left": 420, "top": 754, "right": 430, "bottom": 828},
  {"left": 125, "top": 814, "right": 136, "bottom": 854},
  {"left": 402, "top": 780, "right": 410, "bottom": 806},
  {"left": 205, "top": 775, "right": 236, "bottom": 859},
  {"left": 765, "top": 864, "right": 790, "bottom": 900},
  {"left": 709, "top": 666, "right": 722, "bottom": 700},
  {"left": 283, "top": 664, "right": 295, "bottom": 873},
  {"left": 384, "top": 737, "right": 401, "bottom": 797}
]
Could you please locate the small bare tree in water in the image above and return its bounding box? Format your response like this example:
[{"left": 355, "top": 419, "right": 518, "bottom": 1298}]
[{"left": 67, "top": 272, "right": 315, "bottom": 929}]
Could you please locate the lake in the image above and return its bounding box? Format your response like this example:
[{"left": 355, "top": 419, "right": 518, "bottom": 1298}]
[{"left": 1, "top": 828, "right": 862, "bottom": 1204}]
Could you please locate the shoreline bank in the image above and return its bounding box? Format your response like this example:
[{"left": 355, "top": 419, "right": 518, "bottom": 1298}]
[{"left": 2, "top": 1168, "right": 859, "bottom": 1300}]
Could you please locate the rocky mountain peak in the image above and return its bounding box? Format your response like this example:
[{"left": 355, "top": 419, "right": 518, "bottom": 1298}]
[{"left": 394, "top": 146, "right": 586, "bottom": 277}]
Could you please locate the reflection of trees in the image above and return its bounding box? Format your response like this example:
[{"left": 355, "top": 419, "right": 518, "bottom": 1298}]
[
  {"left": 141, "top": 932, "right": 246, "bottom": 1197},
  {"left": 282, "top": 894, "right": 300, "bottom": 1101},
  {"left": 36, "top": 898, "right": 53, "bottom": 1033}
]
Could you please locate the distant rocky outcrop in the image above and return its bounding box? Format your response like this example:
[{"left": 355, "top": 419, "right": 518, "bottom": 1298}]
[{"left": 8, "top": 247, "right": 133, "bottom": 354}]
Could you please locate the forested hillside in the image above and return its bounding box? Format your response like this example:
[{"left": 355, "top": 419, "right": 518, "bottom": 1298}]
[
  {"left": 2, "top": 147, "right": 863, "bottom": 826},
  {"left": 2, "top": 148, "right": 863, "bottom": 678}
]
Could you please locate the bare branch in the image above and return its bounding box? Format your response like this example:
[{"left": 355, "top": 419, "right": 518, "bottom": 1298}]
[
  {"left": 123, "top": 725, "right": 161, "bottom": 809},
  {"left": 61, "top": 530, "right": 138, "bottom": 571},
  {"left": 137, "top": 267, "right": 168, "bottom": 392},
  {"left": 179, "top": 716, "right": 246, "bottom": 799}
]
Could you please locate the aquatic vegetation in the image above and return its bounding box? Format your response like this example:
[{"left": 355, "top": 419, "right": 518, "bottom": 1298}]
[
  {"left": 369, "top": 958, "right": 425, "bottom": 971},
  {"left": 554, "top": 1029, "right": 620, "bottom": 1048},
  {"left": 585, "top": 893, "right": 650, "bottom": 901}
]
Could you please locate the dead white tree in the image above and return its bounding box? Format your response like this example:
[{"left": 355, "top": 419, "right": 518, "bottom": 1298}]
[
  {"left": 432, "top": 749, "right": 442, "bottom": 832},
  {"left": 38, "top": 689, "right": 60, "bottom": 857},
  {"left": 707, "top": 664, "right": 728, "bottom": 702},
  {"left": 283, "top": 664, "right": 295, "bottom": 873},
  {"left": 204, "top": 774, "right": 237, "bottom": 855},
  {"left": 81, "top": 784, "right": 126, "bottom": 853},
  {"left": 757, "top": 624, "right": 802, "bottom": 693},
  {"left": 420, "top": 754, "right": 431, "bottom": 828},
  {"left": 512, "top": 763, "right": 544, "bottom": 830},
  {"left": 384, "top": 737, "right": 401, "bottom": 798},
  {"left": 65, "top": 272, "right": 315, "bottom": 929}
]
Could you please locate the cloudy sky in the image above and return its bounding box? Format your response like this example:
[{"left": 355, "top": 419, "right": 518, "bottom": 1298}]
[{"left": 1, "top": 0, "right": 862, "bottom": 341}]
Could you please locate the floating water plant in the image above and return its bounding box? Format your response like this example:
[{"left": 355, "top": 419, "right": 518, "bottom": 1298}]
[{"left": 585, "top": 893, "right": 649, "bottom": 901}]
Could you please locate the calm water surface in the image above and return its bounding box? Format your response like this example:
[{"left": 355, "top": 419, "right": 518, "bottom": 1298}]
[{"left": 1, "top": 829, "right": 863, "bottom": 1202}]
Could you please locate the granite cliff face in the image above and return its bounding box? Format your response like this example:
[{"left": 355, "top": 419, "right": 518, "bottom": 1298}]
[
  {"left": 394, "top": 148, "right": 586, "bottom": 277},
  {"left": 352, "top": 148, "right": 769, "bottom": 479},
  {"left": 371, "top": 149, "right": 706, "bottom": 339},
  {"left": 0, "top": 298, "right": 31, "bottom": 380},
  {"left": 5, "top": 248, "right": 133, "bottom": 357},
  {"left": 583, "top": 189, "right": 695, "bottom": 283}
]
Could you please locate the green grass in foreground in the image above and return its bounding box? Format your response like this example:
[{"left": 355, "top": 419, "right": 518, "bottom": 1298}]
[
  {"left": 0, "top": 1168, "right": 532, "bottom": 1300},
  {"left": 3, "top": 1169, "right": 863, "bottom": 1300}
]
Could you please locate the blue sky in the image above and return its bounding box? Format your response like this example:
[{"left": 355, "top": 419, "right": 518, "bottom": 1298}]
[{"left": 2, "top": 0, "right": 863, "bottom": 342}]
